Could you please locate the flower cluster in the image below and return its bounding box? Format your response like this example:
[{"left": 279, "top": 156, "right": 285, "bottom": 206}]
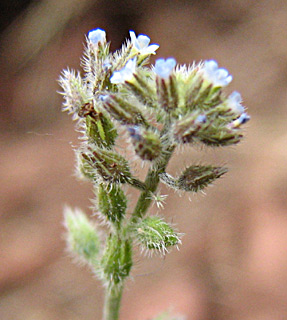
[{"left": 59, "top": 28, "right": 250, "bottom": 320}]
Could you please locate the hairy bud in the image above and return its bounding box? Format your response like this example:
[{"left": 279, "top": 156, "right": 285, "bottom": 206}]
[
  {"left": 64, "top": 207, "right": 101, "bottom": 265},
  {"left": 135, "top": 216, "right": 181, "bottom": 254},
  {"left": 79, "top": 102, "right": 117, "bottom": 148},
  {"left": 128, "top": 127, "right": 162, "bottom": 161},
  {"left": 177, "top": 165, "right": 228, "bottom": 192},
  {"left": 102, "top": 94, "right": 147, "bottom": 126},
  {"left": 81, "top": 147, "right": 132, "bottom": 184},
  {"left": 101, "top": 235, "right": 132, "bottom": 286},
  {"left": 97, "top": 184, "right": 127, "bottom": 225}
]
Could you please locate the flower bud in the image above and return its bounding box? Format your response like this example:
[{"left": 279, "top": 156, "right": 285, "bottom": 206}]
[
  {"left": 198, "top": 126, "right": 243, "bottom": 146},
  {"left": 97, "top": 184, "right": 127, "bottom": 225},
  {"left": 64, "top": 207, "right": 101, "bottom": 265},
  {"left": 128, "top": 127, "right": 162, "bottom": 161},
  {"left": 135, "top": 216, "right": 181, "bottom": 254},
  {"left": 154, "top": 58, "right": 178, "bottom": 114},
  {"left": 79, "top": 102, "right": 117, "bottom": 148},
  {"left": 102, "top": 94, "right": 148, "bottom": 126},
  {"left": 81, "top": 147, "right": 132, "bottom": 184},
  {"left": 177, "top": 165, "right": 228, "bottom": 192},
  {"left": 101, "top": 235, "right": 132, "bottom": 285},
  {"left": 173, "top": 113, "right": 207, "bottom": 143}
]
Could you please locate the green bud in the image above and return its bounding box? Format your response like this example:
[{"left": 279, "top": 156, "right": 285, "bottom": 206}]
[
  {"left": 156, "top": 75, "right": 178, "bottom": 114},
  {"left": 128, "top": 127, "right": 162, "bottom": 161},
  {"left": 125, "top": 71, "right": 157, "bottom": 109},
  {"left": 184, "top": 76, "right": 203, "bottom": 112},
  {"left": 198, "top": 126, "right": 243, "bottom": 147},
  {"left": 177, "top": 165, "right": 228, "bottom": 192},
  {"left": 97, "top": 184, "right": 127, "bottom": 225},
  {"left": 101, "top": 235, "right": 132, "bottom": 286},
  {"left": 64, "top": 207, "right": 101, "bottom": 265},
  {"left": 81, "top": 147, "right": 132, "bottom": 184},
  {"left": 173, "top": 112, "right": 208, "bottom": 144},
  {"left": 102, "top": 94, "right": 148, "bottom": 126},
  {"left": 79, "top": 102, "right": 117, "bottom": 148},
  {"left": 135, "top": 216, "right": 181, "bottom": 253}
]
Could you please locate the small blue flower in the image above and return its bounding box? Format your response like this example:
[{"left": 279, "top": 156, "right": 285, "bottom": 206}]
[
  {"left": 202, "top": 60, "right": 232, "bottom": 87},
  {"left": 88, "top": 28, "right": 106, "bottom": 45},
  {"left": 154, "top": 58, "right": 176, "bottom": 79},
  {"left": 99, "top": 94, "right": 109, "bottom": 102},
  {"left": 129, "top": 31, "right": 159, "bottom": 56},
  {"left": 195, "top": 114, "right": 207, "bottom": 124},
  {"left": 127, "top": 126, "right": 142, "bottom": 141},
  {"left": 226, "top": 91, "right": 245, "bottom": 115},
  {"left": 228, "top": 112, "right": 250, "bottom": 128},
  {"left": 110, "top": 58, "right": 137, "bottom": 84}
]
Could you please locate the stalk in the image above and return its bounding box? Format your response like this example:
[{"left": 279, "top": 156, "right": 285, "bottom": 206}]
[
  {"left": 131, "top": 144, "right": 175, "bottom": 222},
  {"left": 103, "top": 284, "right": 123, "bottom": 320}
]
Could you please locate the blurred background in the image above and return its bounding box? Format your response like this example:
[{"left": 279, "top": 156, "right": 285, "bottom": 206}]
[{"left": 1, "top": 0, "right": 287, "bottom": 319}]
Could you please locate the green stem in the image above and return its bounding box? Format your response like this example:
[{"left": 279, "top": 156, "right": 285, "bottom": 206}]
[
  {"left": 131, "top": 144, "right": 175, "bottom": 223},
  {"left": 103, "top": 284, "right": 123, "bottom": 320}
]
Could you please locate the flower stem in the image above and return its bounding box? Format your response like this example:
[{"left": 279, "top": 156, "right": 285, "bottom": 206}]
[
  {"left": 103, "top": 284, "right": 123, "bottom": 320},
  {"left": 131, "top": 144, "right": 175, "bottom": 222}
]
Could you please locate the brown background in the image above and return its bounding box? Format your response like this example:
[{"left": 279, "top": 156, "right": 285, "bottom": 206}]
[{"left": 1, "top": 0, "right": 287, "bottom": 319}]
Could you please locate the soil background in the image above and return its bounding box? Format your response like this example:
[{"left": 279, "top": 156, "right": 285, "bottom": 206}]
[{"left": 1, "top": 1, "right": 287, "bottom": 319}]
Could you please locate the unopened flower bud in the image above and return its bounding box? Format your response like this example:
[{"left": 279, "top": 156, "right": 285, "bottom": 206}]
[
  {"left": 64, "top": 207, "right": 101, "bottom": 265},
  {"left": 101, "top": 235, "right": 132, "bottom": 285},
  {"left": 128, "top": 127, "right": 162, "bottom": 161},
  {"left": 102, "top": 94, "right": 147, "bottom": 126},
  {"left": 97, "top": 184, "right": 127, "bottom": 225},
  {"left": 153, "top": 58, "right": 179, "bottom": 114},
  {"left": 81, "top": 147, "right": 132, "bottom": 184},
  {"left": 173, "top": 113, "right": 208, "bottom": 143},
  {"left": 177, "top": 165, "right": 228, "bottom": 192},
  {"left": 135, "top": 216, "right": 181, "bottom": 254},
  {"left": 198, "top": 126, "right": 243, "bottom": 146},
  {"left": 79, "top": 102, "right": 117, "bottom": 148}
]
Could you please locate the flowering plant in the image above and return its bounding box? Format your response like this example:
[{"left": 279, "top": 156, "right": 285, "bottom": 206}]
[{"left": 59, "top": 28, "right": 249, "bottom": 320}]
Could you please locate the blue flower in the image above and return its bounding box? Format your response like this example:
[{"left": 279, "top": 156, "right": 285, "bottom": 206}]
[
  {"left": 110, "top": 58, "right": 137, "bottom": 84},
  {"left": 88, "top": 28, "right": 106, "bottom": 45},
  {"left": 228, "top": 112, "right": 250, "bottom": 128},
  {"left": 154, "top": 58, "right": 176, "bottom": 79},
  {"left": 226, "top": 91, "right": 245, "bottom": 115},
  {"left": 129, "top": 31, "right": 159, "bottom": 56},
  {"left": 202, "top": 60, "right": 232, "bottom": 87}
]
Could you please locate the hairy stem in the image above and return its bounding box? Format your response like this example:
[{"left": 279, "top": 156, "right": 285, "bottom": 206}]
[
  {"left": 131, "top": 144, "right": 175, "bottom": 223},
  {"left": 103, "top": 285, "right": 123, "bottom": 320}
]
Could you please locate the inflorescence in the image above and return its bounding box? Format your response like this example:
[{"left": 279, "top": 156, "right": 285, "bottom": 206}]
[{"left": 59, "top": 27, "right": 249, "bottom": 293}]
